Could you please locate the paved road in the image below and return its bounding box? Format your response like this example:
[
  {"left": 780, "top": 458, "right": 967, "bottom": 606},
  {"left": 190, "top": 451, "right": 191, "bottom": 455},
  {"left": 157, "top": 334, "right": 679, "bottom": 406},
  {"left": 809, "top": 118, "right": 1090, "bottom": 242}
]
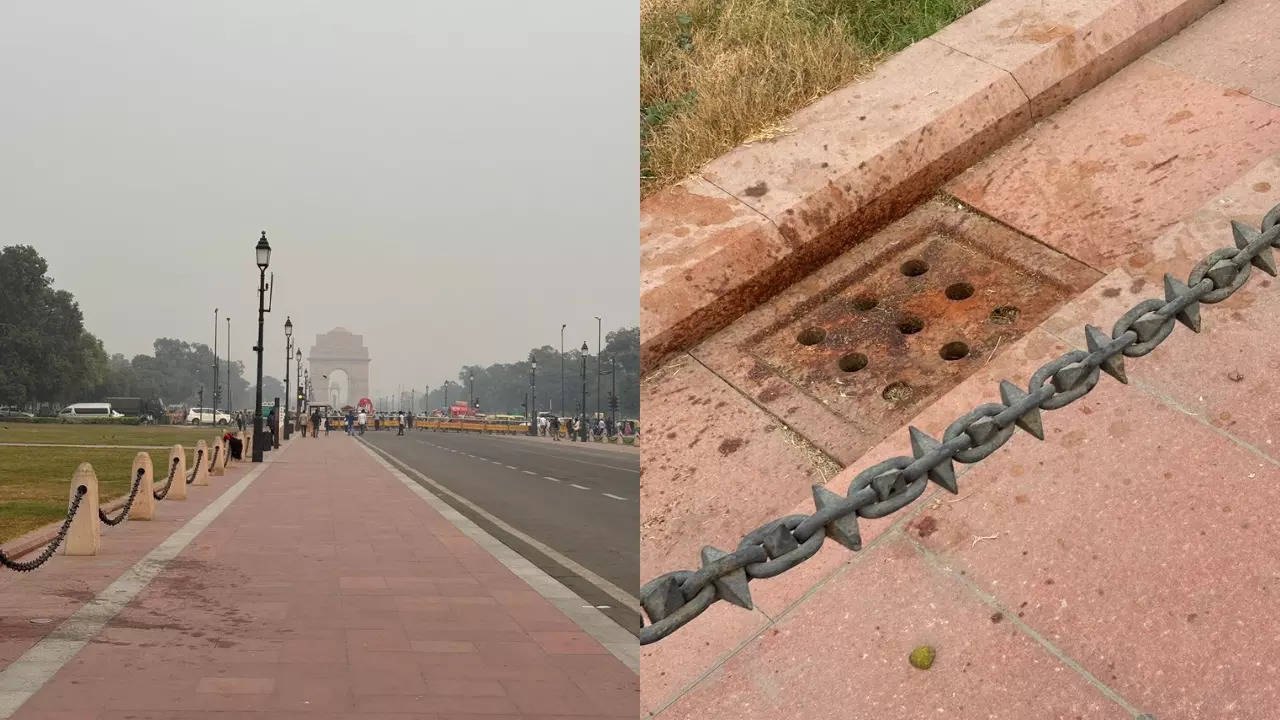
[{"left": 361, "top": 429, "right": 639, "bottom": 630}]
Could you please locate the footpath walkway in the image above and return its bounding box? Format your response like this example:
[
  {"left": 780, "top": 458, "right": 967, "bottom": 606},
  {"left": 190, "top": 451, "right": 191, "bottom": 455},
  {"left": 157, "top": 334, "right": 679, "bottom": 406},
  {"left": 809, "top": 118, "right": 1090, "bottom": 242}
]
[
  {"left": 641, "top": 0, "right": 1280, "bottom": 717},
  {"left": 0, "top": 436, "right": 637, "bottom": 718}
]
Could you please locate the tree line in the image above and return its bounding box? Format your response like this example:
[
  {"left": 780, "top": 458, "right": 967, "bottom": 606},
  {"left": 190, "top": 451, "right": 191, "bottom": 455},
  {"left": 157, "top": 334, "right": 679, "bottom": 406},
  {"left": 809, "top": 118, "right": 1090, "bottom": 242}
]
[
  {"left": 406, "top": 327, "right": 639, "bottom": 419},
  {"left": 1, "top": 244, "right": 637, "bottom": 418},
  {"left": 0, "top": 245, "right": 281, "bottom": 414}
]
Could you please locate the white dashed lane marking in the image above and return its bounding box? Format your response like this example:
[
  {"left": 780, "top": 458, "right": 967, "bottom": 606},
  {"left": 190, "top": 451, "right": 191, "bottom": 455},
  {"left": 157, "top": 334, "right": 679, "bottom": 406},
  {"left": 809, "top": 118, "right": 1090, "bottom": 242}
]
[{"left": 421, "top": 440, "right": 633, "bottom": 502}]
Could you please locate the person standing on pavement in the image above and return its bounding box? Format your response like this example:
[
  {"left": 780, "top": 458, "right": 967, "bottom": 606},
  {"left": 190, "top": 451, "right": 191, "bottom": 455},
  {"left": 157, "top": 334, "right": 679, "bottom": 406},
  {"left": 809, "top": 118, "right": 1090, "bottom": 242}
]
[
  {"left": 397, "top": 411, "right": 405, "bottom": 436},
  {"left": 267, "top": 406, "right": 278, "bottom": 447},
  {"left": 358, "top": 409, "right": 368, "bottom": 435},
  {"left": 311, "top": 408, "right": 322, "bottom": 438}
]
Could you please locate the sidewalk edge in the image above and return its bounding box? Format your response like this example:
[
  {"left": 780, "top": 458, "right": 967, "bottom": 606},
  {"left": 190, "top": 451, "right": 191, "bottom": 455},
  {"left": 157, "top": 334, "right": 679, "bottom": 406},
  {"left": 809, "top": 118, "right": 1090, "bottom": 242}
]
[
  {"left": 0, "top": 443, "right": 282, "bottom": 718},
  {"left": 357, "top": 440, "right": 640, "bottom": 674}
]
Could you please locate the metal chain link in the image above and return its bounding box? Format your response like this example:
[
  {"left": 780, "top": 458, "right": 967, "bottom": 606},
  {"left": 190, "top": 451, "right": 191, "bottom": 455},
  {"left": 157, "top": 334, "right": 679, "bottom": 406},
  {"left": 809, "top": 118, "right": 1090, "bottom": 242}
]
[
  {"left": 0, "top": 486, "right": 88, "bottom": 571},
  {"left": 153, "top": 456, "right": 181, "bottom": 500},
  {"left": 185, "top": 449, "right": 204, "bottom": 485},
  {"left": 207, "top": 444, "right": 219, "bottom": 471},
  {"left": 638, "top": 203, "right": 1280, "bottom": 645},
  {"left": 99, "top": 468, "right": 146, "bottom": 527}
]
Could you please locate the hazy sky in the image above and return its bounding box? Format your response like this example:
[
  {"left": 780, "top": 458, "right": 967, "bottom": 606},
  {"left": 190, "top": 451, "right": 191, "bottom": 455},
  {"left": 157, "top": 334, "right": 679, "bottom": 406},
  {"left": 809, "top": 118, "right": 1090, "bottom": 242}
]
[{"left": 1, "top": 1, "right": 638, "bottom": 401}]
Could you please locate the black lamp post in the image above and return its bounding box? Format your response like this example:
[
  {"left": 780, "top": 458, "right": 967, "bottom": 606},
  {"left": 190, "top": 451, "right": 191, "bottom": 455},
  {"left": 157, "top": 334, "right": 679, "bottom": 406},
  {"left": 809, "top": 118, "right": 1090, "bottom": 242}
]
[
  {"left": 560, "top": 323, "right": 566, "bottom": 416},
  {"left": 295, "top": 349, "right": 303, "bottom": 434},
  {"left": 595, "top": 316, "right": 601, "bottom": 419},
  {"left": 252, "top": 231, "right": 271, "bottom": 462},
  {"left": 212, "top": 308, "right": 220, "bottom": 417},
  {"left": 469, "top": 373, "right": 474, "bottom": 411},
  {"left": 283, "top": 316, "right": 293, "bottom": 440},
  {"left": 579, "top": 341, "right": 588, "bottom": 441},
  {"left": 528, "top": 352, "right": 537, "bottom": 436},
  {"left": 225, "top": 316, "right": 231, "bottom": 415},
  {"left": 442, "top": 380, "right": 449, "bottom": 416}
]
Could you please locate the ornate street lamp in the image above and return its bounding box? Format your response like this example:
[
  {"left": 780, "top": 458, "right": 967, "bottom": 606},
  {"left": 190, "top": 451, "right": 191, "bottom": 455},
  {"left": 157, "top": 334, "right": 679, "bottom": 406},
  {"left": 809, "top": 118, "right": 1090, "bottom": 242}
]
[
  {"left": 282, "top": 316, "right": 293, "bottom": 442},
  {"left": 252, "top": 231, "right": 271, "bottom": 462},
  {"left": 295, "top": 348, "right": 303, "bottom": 434},
  {"left": 528, "top": 351, "right": 537, "bottom": 436},
  {"left": 580, "top": 341, "right": 588, "bottom": 441}
]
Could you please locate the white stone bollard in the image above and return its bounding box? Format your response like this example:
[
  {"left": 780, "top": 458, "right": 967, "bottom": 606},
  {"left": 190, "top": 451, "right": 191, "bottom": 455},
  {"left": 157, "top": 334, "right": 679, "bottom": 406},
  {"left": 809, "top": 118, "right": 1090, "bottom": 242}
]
[
  {"left": 131, "top": 452, "right": 155, "bottom": 521},
  {"left": 64, "top": 463, "right": 100, "bottom": 556},
  {"left": 168, "top": 444, "right": 188, "bottom": 500},
  {"left": 210, "top": 436, "right": 225, "bottom": 477},
  {"left": 191, "top": 440, "right": 210, "bottom": 486}
]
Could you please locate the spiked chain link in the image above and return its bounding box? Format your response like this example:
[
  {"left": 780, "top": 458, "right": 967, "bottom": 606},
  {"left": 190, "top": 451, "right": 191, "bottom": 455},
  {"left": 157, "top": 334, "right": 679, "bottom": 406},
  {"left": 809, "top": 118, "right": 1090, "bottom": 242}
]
[{"left": 638, "top": 204, "right": 1280, "bottom": 644}]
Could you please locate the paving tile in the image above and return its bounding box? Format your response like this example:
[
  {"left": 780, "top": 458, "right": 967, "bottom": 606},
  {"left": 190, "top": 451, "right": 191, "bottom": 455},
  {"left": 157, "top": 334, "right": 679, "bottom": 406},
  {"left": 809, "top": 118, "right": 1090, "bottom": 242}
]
[
  {"left": 913, "top": 372, "right": 1280, "bottom": 717},
  {"left": 1147, "top": 0, "right": 1280, "bottom": 106},
  {"left": 934, "top": 0, "right": 1221, "bottom": 117},
  {"left": 948, "top": 58, "right": 1280, "bottom": 271},
  {"left": 640, "top": 352, "right": 838, "bottom": 584},
  {"left": 5, "top": 437, "right": 635, "bottom": 718},
  {"left": 658, "top": 535, "right": 1130, "bottom": 719}
]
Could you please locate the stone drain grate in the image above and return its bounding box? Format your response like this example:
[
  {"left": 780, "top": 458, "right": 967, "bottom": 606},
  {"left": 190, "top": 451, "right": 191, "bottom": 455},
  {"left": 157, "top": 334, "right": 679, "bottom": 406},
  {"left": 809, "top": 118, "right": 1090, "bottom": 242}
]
[{"left": 694, "top": 199, "right": 1102, "bottom": 463}]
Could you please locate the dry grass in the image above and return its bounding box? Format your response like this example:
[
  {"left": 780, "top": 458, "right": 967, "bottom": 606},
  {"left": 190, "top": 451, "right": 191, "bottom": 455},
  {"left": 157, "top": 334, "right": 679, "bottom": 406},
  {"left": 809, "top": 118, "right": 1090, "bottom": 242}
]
[{"left": 641, "top": 0, "right": 987, "bottom": 196}]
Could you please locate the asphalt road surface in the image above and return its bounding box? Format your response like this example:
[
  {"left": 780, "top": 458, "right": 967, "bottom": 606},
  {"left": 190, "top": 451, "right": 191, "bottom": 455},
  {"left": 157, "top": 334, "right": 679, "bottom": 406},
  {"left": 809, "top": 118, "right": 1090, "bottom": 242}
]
[{"left": 361, "top": 429, "right": 639, "bottom": 630}]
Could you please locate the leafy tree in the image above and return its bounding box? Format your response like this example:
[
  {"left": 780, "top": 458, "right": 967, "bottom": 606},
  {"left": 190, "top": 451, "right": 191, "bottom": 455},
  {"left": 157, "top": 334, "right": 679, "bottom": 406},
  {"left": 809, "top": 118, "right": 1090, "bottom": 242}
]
[{"left": 0, "top": 245, "right": 108, "bottom": 407}]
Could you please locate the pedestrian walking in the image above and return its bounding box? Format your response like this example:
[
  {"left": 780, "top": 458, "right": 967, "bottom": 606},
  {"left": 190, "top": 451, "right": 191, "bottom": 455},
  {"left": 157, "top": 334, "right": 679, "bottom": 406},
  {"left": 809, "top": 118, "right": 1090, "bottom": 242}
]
[
  {"left": 549, "top": 415, "right": 560, "bottom": 441},
  {"left": 311, "top": 408, "right": 321, "bottom": 438},
  {"left": 345, "top": 411, "right": 354, "bottom": 435},
  {"left": 397, "top": 411, "right": 405, "bottom": 436},
  {"left": 236, "top": 411, "right": 245, "bottom": 432},
  {"left": 358, "top": 409, "right": 368, "bottom": 435}
]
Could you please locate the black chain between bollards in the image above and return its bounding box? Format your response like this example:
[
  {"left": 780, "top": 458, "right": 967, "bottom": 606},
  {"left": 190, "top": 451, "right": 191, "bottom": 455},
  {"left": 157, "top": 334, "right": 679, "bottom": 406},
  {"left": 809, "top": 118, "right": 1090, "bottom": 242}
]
[
  {"left": 185, "top": 449, "right": 204, "bottom": 485},
  {"left": 99, "top": 467, "right": 146, "bottom": 527},
  {"left": 0, "top": 486, "right": 87, "bottom": 571},
  {"left": 207, "top": 444, "right": 219, "bottom": 471},
  {"left": 638, "top": 203, "right": 1280, "bottom": 645},
  {"left": 153, "top": 456, "right": 181, "bottom": 500}
]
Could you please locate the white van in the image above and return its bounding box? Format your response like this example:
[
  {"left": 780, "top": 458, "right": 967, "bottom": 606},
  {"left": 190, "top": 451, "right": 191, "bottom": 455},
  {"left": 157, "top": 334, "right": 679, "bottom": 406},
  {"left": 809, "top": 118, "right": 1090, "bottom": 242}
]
[{"left": 58, "top": 403, "right": 124, "bottom": 419}]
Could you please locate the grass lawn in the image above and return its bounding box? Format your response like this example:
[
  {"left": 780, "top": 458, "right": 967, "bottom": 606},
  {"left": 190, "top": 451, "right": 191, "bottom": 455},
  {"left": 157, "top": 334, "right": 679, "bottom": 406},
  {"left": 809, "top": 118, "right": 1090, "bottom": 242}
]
[
  {"left": 641, "top": 0, "right": 987, "bottom": 195},
  {"left": 0, "top": 423, "right": 232, "bottom": 447},
  {"left": 0, "top": 444, "right": 202, "bottom": 544}
]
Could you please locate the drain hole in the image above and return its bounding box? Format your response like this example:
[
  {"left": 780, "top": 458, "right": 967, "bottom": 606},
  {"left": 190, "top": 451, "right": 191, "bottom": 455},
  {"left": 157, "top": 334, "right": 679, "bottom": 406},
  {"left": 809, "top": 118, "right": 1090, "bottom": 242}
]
[
  {"left": 838, "top": 353, "right": 868, "bottom": 373},
  {"left": 797, "top": 327, "right": 826, "bottom": 345},
  {"left": 940, "top": 341, "right": 969, "bottom": 361},
  {"left": 990, "top": 306, "right": 1021, "bottom": 325},
  {"left": 882, "top": 381, "right": 914, "bottom": 403},
  {"left": 900, "top": 259, "right": 929, "bottom": 277},
  {"left": 851, "top": 295, "right": 878, "bottom": 311},
  {"left": 945, "top": 282, "right": 974, "bottom": 300},
  {"left": 897, "top": 316, "right": 924, "bottom": 335}
]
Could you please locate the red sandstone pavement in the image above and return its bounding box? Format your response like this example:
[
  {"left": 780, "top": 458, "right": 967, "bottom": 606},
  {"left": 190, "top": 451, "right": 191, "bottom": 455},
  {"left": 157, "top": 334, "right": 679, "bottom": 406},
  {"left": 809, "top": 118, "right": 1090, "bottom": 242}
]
[
  {"left": 641, "top": 0, "right": 1280, "bottom": 717},
  {"left": 1, "top": 437, "right": 636, "bottom": 718}
]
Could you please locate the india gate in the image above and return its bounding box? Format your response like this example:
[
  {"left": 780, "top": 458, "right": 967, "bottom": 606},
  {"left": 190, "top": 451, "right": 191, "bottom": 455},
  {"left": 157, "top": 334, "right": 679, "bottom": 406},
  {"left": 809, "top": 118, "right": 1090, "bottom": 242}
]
[{"left": 308, "top": 327, "right": 371, "bottom": 408}]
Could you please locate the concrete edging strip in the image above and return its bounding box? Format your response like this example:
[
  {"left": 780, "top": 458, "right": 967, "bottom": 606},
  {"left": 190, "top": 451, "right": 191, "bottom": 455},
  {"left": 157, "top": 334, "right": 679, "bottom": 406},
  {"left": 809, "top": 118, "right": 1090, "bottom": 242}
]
[
  {"left": 357, "top": 439, "right": 640, "bottom": 674},
  {"left": 0, "top": 449, "right": 279, "bottom": 718},
  {"left": 639, "top": 0, "right": 1224, "bottom": 374}
]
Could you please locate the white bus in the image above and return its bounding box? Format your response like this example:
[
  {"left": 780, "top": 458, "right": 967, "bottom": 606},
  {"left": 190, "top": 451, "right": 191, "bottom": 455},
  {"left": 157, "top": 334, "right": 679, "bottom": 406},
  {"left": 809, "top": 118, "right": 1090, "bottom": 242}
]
[{"left": 58, "top": 403, "right": 124, "bottom": 419}]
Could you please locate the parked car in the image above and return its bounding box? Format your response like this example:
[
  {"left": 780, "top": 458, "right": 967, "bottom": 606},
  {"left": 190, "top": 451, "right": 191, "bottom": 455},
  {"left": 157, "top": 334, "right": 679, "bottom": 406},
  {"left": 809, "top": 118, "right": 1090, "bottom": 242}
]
[
  {"left": 186, "top": 407, "right": 232, "bottom": 425},
  {"left": 58, "top": 403, "right": 124, "bottom": 419}
]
